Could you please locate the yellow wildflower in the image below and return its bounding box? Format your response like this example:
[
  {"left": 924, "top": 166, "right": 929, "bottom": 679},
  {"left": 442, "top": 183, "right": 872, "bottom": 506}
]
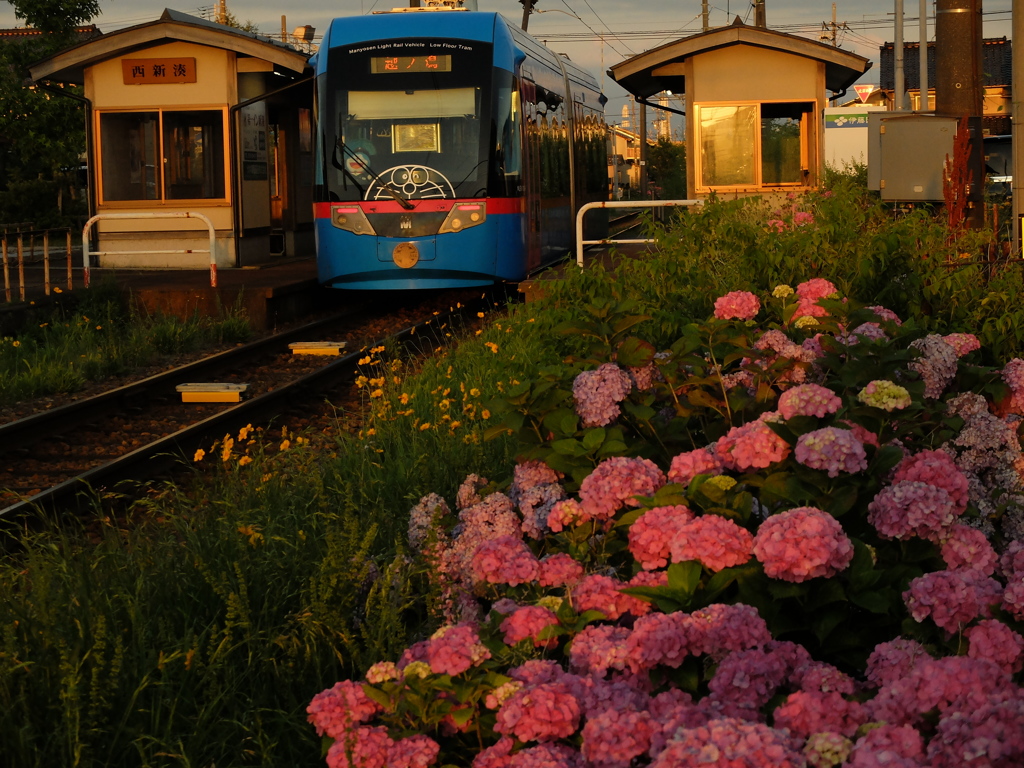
[
  {"left": 238, "top": 525, "right": 263, "bottom": 546},
  {"left": 477, "top": 312, "right": 485, "bottom": 318},
  {"left": 193, "top": 448, "right": 205, "bottom": 462},
  {"left": 54, "top": 287, "right": 62, "bottom": 293},
  {"left": 449, "top": 420, "right": 462, "bottom": 430},
  {"left": 280, "top": 439, "right": 291, "bottom": 451},
  {"left": 482, "top": 409, "right": 491, "bottom": 419},
  {"left": 220, "top": 437, "right": 234, "bottom": 462},
  {"left": 296, "top": 436, "right": 308, "bottom": 445},
  {"left": 364, "top": 428, "right": 376, "bottom": 436},
  {"left": 261, "top": 473, "right": 273, "bottom": 483},
  {"left": 475, "top": 329, "right": 483, "bottom": 336},
  {"left": 358, "top": 356, "right": 371, "bottom": 365},
  {"left": 370, "top": 389, "right": 384, "bottom": 398},
  {"left": 355, "top": 376, "right": 368, "bottom": 388},
  {"left": 485, "top": 342, "right": 499, "bottom": 354},
  {"left": 400, "top": 393, "right": 411, "bottom": 404},
  {"left": 238, "top": 455, "right": 253, "bottom": 466},
  {"left": 238, "top": 424, "right": 253, "bottom": 441},
  {"left": 12, "top": 340, "right": 20, "bottom": 348},
  {"left": 96, "top": 326, "right": 102, "bottom": 330},
  {"left": 438, "top": 399, "right": 451, "bottom": 411},
  {"left": 39, "top": 323, "right": 48, "bottom": 328},
  {"left": 370, "top": 345, "right": 385, "bottom": 353},
  {"left": 527, "top": 318, "right": 535, "bottom": 323},
  {"left": 369, "top": 377, "right": 385, "bottom": 387},
  {"left": 419, "top": 422, "right": 432, "bottom": 431}
]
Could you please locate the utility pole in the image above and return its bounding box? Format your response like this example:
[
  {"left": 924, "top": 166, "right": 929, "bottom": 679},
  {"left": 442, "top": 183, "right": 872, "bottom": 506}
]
[
  {"left": 895, "top": 0, "right": 909, "bottom": 110},
  {"left": 520, "top": 0, "right": 538, "bottom": 31},
  {"left": 1013, "top": 0, "right": 1022, "bottom": 254},
  {"left": 935, "top": 0, "right": 984, "bottom": 228},
  {"left": 919, "top": 0, "right": 929, "bottom": 110},
  {"left": 702, "top": 0, "right": 709, "bottom": 32},
  {"left": 639, "top": 101, "right": 648, "bottom": 198}
]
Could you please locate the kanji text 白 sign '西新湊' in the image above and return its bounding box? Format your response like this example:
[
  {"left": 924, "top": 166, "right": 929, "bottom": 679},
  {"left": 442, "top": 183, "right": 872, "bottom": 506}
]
[{"left": 122, "top": 58, "right": 198, "bottom": 84}]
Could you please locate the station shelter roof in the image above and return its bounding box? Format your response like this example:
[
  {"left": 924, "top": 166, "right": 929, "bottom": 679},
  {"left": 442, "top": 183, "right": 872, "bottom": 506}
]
[
  {"left": 29, "top": 8, "right": 309, "bottom": 84},
  {"left": 608, "top": 18, "right": 871, "bottom": 100}
]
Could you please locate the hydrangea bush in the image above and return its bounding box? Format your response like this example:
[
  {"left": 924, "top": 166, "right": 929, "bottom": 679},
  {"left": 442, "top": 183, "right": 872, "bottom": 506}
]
[{"left": 308, "top": 281, "right": 1024, "bottom": 768}]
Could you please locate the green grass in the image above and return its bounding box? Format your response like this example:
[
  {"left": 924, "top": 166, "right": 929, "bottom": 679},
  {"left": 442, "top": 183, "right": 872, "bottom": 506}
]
[
  {"left": 1, "top": 175, "right": 1022, "bottom": 766},
  {"left": 0, "top": 280, "right": 253, "bottom": 408}
]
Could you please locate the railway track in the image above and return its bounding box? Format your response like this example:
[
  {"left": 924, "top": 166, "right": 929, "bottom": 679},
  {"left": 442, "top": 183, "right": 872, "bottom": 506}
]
[{"left": 0, "top": 290, "right": 492, "bottom": 527}]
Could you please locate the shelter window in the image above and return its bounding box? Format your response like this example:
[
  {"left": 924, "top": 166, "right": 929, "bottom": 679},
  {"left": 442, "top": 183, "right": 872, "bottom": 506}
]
[
  {"left": 696, "top": 101, "right": 813, "bottom": 190},
  {"left": 98, "top": 109, "right": 227, "bottom": 202}
]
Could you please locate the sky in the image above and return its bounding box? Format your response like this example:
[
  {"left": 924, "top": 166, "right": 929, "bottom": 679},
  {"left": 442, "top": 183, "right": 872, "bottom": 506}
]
[{"left": 2, "top": 0, "right": 1013, "bottom": 128}]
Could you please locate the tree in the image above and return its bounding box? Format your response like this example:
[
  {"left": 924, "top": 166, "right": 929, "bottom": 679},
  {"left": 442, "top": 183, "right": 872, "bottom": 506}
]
[
  {"left": 646, "top": 138, "right": 687, "bottom": 200},
  {"left": 0, "top": 3, "right": 97, "bottom": 225}
]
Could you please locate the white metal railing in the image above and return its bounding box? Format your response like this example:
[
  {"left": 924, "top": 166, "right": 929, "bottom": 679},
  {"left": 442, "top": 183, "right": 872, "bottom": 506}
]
[
  {"left": 575, "top": 199, "right": 704, "bottom": 267},
  {"left": 82, "top": 212, "right": 219, "bottom": 288}
]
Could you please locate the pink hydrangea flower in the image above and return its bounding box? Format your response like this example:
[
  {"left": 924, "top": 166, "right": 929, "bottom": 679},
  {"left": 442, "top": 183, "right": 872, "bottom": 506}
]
[
  {"left": 1003, "top": 357, "right": 1024, "bottom": 412},
  {"left": 794, "top": 427, "right": 868, "bottom": 477},
  {"left": 772, "top": 690, "right": 867, "bottom": 738},
  {"left": 893, "top": 449, "right": 970, "bottom": 514},
  {"left": 909, "top": 334, "right": 958, "bottom": 399},
  {"left": 510, "top": 743, "right": 584, "bottom": 768},
  {"left": 472, "top": 737, "right": 514, "bottom": 768},
  {"left": 716, "top": 414, "right": 791, "bottom": 472},
  {"left": 902, "top": 569, "right": 1003, "bottom": 633},
  {"left": 365, "top": 661, "right": 399, "bottom": 684},
  {"left": 569, "top": 624, "right": 631, "bottom": 676},
  {"left": 778, "top": 383, "right": 842, "bottom": 420},
  {"left": 866, "top": 305, "right": 902, "bottom": 325},
  {"left": 629, "top": 504, "right": 694, "bottom": 570},
  {"left": 1001, "top": 540, "right": 1024, "bottom": 578},
  {"left": 848, "top": 724, "right": 924, "bottom": 768},
  {"left": 494, "top": 682, "right": 582, "bottom": 742},
  {"left": 326, "top": 725, "right": 392, "bottom": 768},
  {"left": 753, "top": 507, "right": 854, "bottom": 583},
  {"left": 867, "top": 480, "right": 959, "bottom": 542},
  {"left": 864, "top": 637, "right": 931, "bottom": 688},
  {"left": 667, "top": 448, "right": 723, "bottom": 486},
  {"left": 537, "top": 552, "right": 584, "bottom": 587},
  {"left": 580, "top": 707, "right": 654, "bottom": 768},
  {"left": 797, "top": 277, "right": 839, "bottom": 301},
  {"left": 501, "top": 605, "right": 560, "bottom": 648},
  {"left": 670, "top": 514, "right": 754, "bottom": 572},
  {"left": 651, "top": 718, "right": 805, "bottom": 768},
  {"left": 426, "top": 623, "right": 492, "bottom": 676},
  {"left": 572, "top": 574, "right": 648, "bottom": 620},
  {"left": 307, "top": 680, "right": 381, "bottom": 739},
  {"left": 624, "top": 611, "right": 695, "bottom": 672},
  {"left": 689, "top": 603, "right": 772, "bottom": 658},
  {"left": 547, "top": 499, "right": 590, "bottom": 532},
  {"left": 943, "top": 333, "right": 981, "bottom": 357},
  {"left": 572, "top": 363, "right": 633, "bottom": 428},
  {"left": 842, "top": 419, "right": 880, "bottom": 448},
  {"left": 796, "top": 662, "right": 856, "bottom": 695},
  {"left": 578, "top": 457, "right": 665, "bottom": 521},
  {"left": 387, "top": 735, "right": 441, "bottom": 768},
  {"left": 470, "top": 535, "right": 540, "bottom": 587},
  {"left": 928, "top": 700, "right": 1024, "bottom": 768},
  {"left": 964, "top": 618, "right": 1024, "bottom": 673},
  {"left": 940, "top": 523, "right": 998, "bottom": 575},
  {"left": 714, "top": 290, "right": 761, "bottom": 321},
  {"left": 706, "top": 647, "right": 789, "bottom": 710}
]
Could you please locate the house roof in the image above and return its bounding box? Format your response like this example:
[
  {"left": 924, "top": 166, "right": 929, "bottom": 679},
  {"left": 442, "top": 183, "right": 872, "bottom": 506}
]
[
  {"left": 608, "top": 18, "right": 872, "bottom": 99},
  {"left": 29, "top": 8, "right": 309, "bottom": 84}
]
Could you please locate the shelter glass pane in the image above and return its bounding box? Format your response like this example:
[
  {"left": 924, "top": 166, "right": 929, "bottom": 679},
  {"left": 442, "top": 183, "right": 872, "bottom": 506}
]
[
  {"left": 699, "top": 105, "right": 756, "bottom": 187},
  {"left": 100, "top": 112, "right": 160, "bottom": 201},
  {"left": 162, "top": 110, "right": 226, "bottom": 200}
]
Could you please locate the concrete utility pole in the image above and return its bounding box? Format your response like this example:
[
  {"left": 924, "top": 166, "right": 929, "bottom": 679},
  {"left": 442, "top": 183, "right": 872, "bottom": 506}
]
[
  {"left": 895, "top": 0, "right": 908, "bottom": 110},
  {"left": 702, "top": 0, "right": 709, "bottom": 32},
  {"left": 935, "top": 0, "right": 984, "bottom": 228},
  {"left": 639, "top": 101, "right": 648, "bottom": 198},
  {"left": 520, "top": 0, "right": 538, "bottom": 31},
  {"left": 753, "top": 0, "right": 766, "bottom": 28},
  {"left": 919, "top": 0, "right": 929, "bottom": 110},
  {"left": 1013, "top": 0, "right": 1022, "bottom": 254}
]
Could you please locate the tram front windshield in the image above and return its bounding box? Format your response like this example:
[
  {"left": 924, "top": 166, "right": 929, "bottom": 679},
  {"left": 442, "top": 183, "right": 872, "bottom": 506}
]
[{"left": 318, "top": 40, "right": 518, "bottom": 203}]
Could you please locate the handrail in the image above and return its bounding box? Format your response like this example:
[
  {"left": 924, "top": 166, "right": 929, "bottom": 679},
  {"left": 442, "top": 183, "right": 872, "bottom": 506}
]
[
  {"left": 82, "top": 212, "right": 219, "bottom": 288},
  {"left": 575, "top": 199, "right": 703, "bottom": 267}
]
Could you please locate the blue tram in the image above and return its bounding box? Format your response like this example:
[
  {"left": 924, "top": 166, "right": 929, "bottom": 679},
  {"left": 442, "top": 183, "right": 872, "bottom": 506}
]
[{"left": 312, "top": 5, "right": 608, "bottom": 290}]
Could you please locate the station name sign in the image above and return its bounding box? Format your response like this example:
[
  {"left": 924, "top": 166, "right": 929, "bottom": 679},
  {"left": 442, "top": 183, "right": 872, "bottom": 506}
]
[{"left": 122, "top": 58, "right": 197, "bottom": 84}]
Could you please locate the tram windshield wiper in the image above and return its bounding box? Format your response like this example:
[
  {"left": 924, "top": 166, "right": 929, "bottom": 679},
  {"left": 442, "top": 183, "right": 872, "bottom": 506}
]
[{"left": 336, "top": 138, "right": 415, "bottom": 210}]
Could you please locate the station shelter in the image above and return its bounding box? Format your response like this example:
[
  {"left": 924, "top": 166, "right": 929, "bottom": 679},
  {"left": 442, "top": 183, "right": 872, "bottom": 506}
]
[
  {"left": 608, "top": 17, "right": 871, "bottom": 200},
  {"left": 28, "top": 9, "right": 313, "bottom": 269}
]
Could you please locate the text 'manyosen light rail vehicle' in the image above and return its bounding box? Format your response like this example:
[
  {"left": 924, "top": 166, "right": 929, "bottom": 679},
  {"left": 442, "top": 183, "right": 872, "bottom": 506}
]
[{"left": 312, "top": 4, "right": 608, "bottom": 290}]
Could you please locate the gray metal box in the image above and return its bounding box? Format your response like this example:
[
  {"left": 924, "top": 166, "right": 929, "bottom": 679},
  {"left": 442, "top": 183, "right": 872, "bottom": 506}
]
[{"left": 877, "top": 114, "right": 957, "bottom": 201}]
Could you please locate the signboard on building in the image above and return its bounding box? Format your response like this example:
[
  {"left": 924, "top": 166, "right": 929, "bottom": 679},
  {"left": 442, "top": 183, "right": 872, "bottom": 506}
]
[{"left": 122, "top": 58, "right": 197, "bottom": 84}]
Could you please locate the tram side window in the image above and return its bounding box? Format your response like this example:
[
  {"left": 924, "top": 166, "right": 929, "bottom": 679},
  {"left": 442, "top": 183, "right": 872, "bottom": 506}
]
[{"left": 99, "top": 110, "right": 227, "bottom": 202}]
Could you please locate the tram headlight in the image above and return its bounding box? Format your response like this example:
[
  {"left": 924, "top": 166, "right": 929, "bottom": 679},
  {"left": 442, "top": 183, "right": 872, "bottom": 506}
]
[
  {"left": 331, "top": 205, "right": 376, "bottom": 236},
  {"left": 438, "top": 203, "right": 486, "bottom": 234}
]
